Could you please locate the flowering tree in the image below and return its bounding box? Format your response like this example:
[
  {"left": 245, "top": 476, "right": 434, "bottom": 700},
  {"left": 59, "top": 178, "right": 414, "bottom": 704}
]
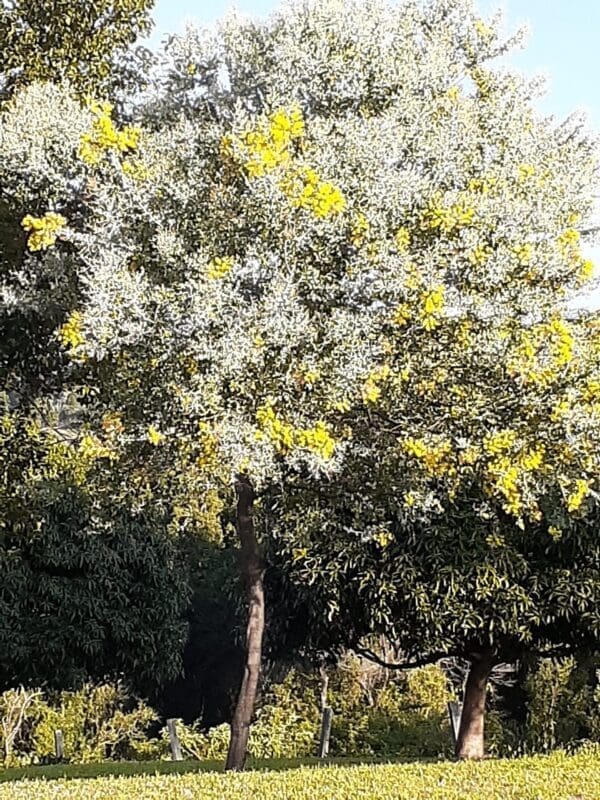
[{"left": 4, "top": 0, "right": 599, "bottom": 768}]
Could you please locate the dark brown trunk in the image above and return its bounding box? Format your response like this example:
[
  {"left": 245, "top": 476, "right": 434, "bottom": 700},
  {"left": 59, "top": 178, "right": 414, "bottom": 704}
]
[
  {"left": 455, "top": 648, "right": 495, "bottom": 760},
  {"left": 225, "top": 475, "right": 264, "bottom": 772}
]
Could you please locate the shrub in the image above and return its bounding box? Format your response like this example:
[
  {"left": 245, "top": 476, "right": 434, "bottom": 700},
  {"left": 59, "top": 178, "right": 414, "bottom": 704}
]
[{"left": 0, "top": 683, "right": 157, "bottom": 765}]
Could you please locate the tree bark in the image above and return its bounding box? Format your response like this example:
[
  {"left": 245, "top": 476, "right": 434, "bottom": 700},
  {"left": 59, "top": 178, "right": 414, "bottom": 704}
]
[
  {"left": 225, "top": 475, "right": 264, "bottom": 772},
  {"left": 455, "top": 648, "right": 495, "bottom": 760}
]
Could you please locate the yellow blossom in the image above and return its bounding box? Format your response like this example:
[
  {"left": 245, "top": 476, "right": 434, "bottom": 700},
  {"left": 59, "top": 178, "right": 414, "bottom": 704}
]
[
  {"left": 513, "top": 243, "right": 533, "bottom": 266},
  {"left": 296, "top": 421, "right": 336, "bottom": 460},
  {"left": 207, "top": 256, "right": 234, "bottom": 279},
  {"left": 362, "top": 365, "right": 390, "bottom": 405},
  {"left": 484, "top": 429, "right": 518, "bottom": 455},
  {"left": 548, "top": 525, "right": 563, "bottom": 540},
  {"left": 474, "top": 19, "right": 493, "bottom": 38},
  {"left": 468, "top": 244, "right": 492, "bottom": 267},
  {"left": 79, "top": 99, "right": 140, "bottom": 167},
  {"left": 567, "top": 478, "right": 591, "bottom": 512},
  {"left": 22, "top": 212, "right": 67, "bottom": 251},
  {"left": 394, "top": 227, "right": 411, "bottom": 251},
  {"left": 517, "top": 163, "right": 535, "bottom": 183},
  {"left": 79, "top": 433, "right": 117, "bottom": 462},
  {"left": 420, "top": 286, "right": 445, "bottom": 330},
  {"left": 402, "top": 436, "right": 454, "bottom": 478},
  {"left": 147, "top": 426, "right": 164, "bottom": 446},
  {"left": 350, "top": 213, "right": 369, "bottom": 247},
  {"left": 57, "top": 311, "right": 85, "bottom": 352},
  {"left": 393, "top": 303, "right": 411, "bottom": 327}
]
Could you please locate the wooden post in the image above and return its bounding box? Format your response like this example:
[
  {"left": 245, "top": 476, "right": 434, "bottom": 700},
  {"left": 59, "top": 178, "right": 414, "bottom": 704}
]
[
  {"left": 447, "top": 701, "right": 462, "bottom": 750},
  {"left": 54, "top": 729, "right": 64, "bottom": 762},
  {"left": 166, "top": 718, "right": 183, "bottom": 761},
  {"left": 319, "top": 707, "right": 333, "bottom": 758}
]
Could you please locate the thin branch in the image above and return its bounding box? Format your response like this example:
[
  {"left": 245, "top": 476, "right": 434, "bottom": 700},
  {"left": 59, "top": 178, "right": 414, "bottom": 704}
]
[{"left": 355, "top": 646, "right": 458, "bottom": 671}]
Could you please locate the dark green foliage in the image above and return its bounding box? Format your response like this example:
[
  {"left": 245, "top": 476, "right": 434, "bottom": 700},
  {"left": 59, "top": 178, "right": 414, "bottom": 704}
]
[
  {"left": 0, "top": 413, "right": 191, "bottom": 692},
  {"left": 0, "top": 0, "right": 154, "bottom": 100},
  {"left": 266, "top": 475, "right": 600, "bottom": 671},
  {"left": 0, "top": 490, "right": 190, "bottom": 691}
]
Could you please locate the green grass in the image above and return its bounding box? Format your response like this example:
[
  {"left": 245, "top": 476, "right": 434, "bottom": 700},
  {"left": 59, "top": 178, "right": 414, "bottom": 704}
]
[
  {"left": 0, "top": 754, "right": 409, "bottom": 783},
  {"left": 0, "top": 752, "right": 600, "bottom": 799}
]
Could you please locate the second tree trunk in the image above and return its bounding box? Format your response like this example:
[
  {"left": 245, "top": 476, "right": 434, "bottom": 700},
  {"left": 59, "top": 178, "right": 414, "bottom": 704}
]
[{"left": 455, "top": 648, "right": 495, "bottom": 760}]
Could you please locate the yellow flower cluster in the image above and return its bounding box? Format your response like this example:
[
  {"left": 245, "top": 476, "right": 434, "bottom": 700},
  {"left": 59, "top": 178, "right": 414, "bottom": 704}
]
[
  {"left": 468, "top": 243, "right": 492, "bottom": 267},
  {"left": 579, "top": 259, "right": 594, "bottom": 284},
  {"left": 122, "top": 157, "right": 150, "bottom": 181},
  {"left": 474, "top": 18, "right": 493, "bottom": 38},
  {"left": 468, "top": 175, "right": 500, "bottom": 195},
  {"left": 57, "top": 310, "right": 85, "bottom": 353},
  {"left": 420, "top": 194, "right": 475, "bottom": 235},
  {"left": 508, "top": 317, "right": 574, "bottom": 386},
  {"left": 255, "top": 404, "right": 336, "bottom": 460},
  {"left": 567, "top": 478, "right": 591, "bottom": 512},
  {"left": 393, "top": 303, "right": 412, "bottom": 327},
  {"left": 284, "top": 167, "right": 346, "bottom": 218},
  {"left": 402, "top": 436, "right": 454, "bottom": 478},
  {"left": 79, "top": 433, "right": 117, "bottom": 461},
  {"left": 558, "top": 228, "right": 580, "bottom": 261},
  {"left": 519, "top": 446, "right": 545, "bottom": 472},
  {"left": 207, "top": 256, "right": 234, "bottom": 279},
  {"left": 517, "top": 163, "right": 535, "bottom": 183},
  {"left": 546, "top": 316, "right": 575, "bottom": 367},
  {"left": 79, "top": 100, "right": 141, "bottom": 167},
  {"left": 362, "top": 365, "right": 390, "bottom": 404},
  {"left": 513, "top": 243, "right": 533, "bottom": 267},
  {"left": 420, "top": 286, "right": 445, "bottom": 330},
  {"left": 483, "top": 429, "right": 518, "bottom": 455},
  {"left": 295, "top": 421, "right": 336, "bottom": 460},
  {"left": 222, "top": 106, "right": 304, "bottom": 178},
  {"left": 394, "top": 227, "right": 411, "bottom": 251},
  {"left": 147, "top": 425, "right": 164, "bottom": 446},
  {"left": 198, "top": 422, "right": 220, "bottom": 469},
  {"left": 21, "top": 212, "right": 67, "bottom": 251},
  {"left": 294, "top": 364, "right": 320, "bottom": 387},
  {"left": 350, "top": 213, "right": 369, "bottom": 247},
  {"left": 224, "top": 106, "right": 346, "bottom": 219},
  {"left": 482, "top": 433, "right": 544, "bottom": 517},
  {"left": 486, "top": 457, "right": 521, "bottom": 516},
  {"left": 446, "top": 85, "right": 461, "bottom": 103}
]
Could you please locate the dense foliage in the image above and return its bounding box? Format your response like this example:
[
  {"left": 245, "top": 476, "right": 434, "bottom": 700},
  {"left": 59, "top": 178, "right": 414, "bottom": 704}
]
[{"left": 0, "top": 0, "right": 153, "bottom": 100}]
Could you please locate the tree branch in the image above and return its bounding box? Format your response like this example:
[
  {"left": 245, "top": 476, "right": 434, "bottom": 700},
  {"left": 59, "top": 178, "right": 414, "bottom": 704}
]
[{"left": 355, "top": 646, "right": 459, "bottom": 671}]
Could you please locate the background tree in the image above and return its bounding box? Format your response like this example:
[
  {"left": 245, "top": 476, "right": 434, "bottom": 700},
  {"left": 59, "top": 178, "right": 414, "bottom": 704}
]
[
  {"left": 0, "top": 401, "right": 191, "bottom": 693},
  {"left": 0, "top": 0, "right": 154, "bottom": 101}
]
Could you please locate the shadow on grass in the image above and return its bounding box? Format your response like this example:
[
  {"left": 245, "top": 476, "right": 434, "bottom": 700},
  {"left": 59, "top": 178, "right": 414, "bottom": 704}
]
[{"left": 0, "top": 754, "right": 437, "bottom": 783}]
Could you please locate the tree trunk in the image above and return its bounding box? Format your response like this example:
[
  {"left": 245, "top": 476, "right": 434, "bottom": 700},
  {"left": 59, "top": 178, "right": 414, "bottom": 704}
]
[
  {"left": 455, "top": 648, "right": 495, "bottom": 760},
  {"left": 225, "top": 475, "right": 264, "bottom": 772}
]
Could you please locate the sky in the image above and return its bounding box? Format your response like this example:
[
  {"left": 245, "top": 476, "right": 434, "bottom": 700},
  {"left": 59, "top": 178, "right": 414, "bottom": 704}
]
[{"left": 148, "top": 0, "right": 600, "bottom": 306}]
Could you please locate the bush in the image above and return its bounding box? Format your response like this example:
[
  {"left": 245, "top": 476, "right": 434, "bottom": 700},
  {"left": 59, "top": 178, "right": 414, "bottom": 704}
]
[
  {"left": 524, "top": 656, "right": 600, "bottom": 753},
  {"left": 0, "top": 683, "right": 157, "bottom": 766},
  {"left": 327, "top": 657, "right": 454, "bottom": 758}
]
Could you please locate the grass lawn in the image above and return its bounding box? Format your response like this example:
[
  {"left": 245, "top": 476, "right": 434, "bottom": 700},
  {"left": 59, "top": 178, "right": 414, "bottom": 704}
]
[{"left": 0, "top": 751, "right": 599, "bottom": 799}]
